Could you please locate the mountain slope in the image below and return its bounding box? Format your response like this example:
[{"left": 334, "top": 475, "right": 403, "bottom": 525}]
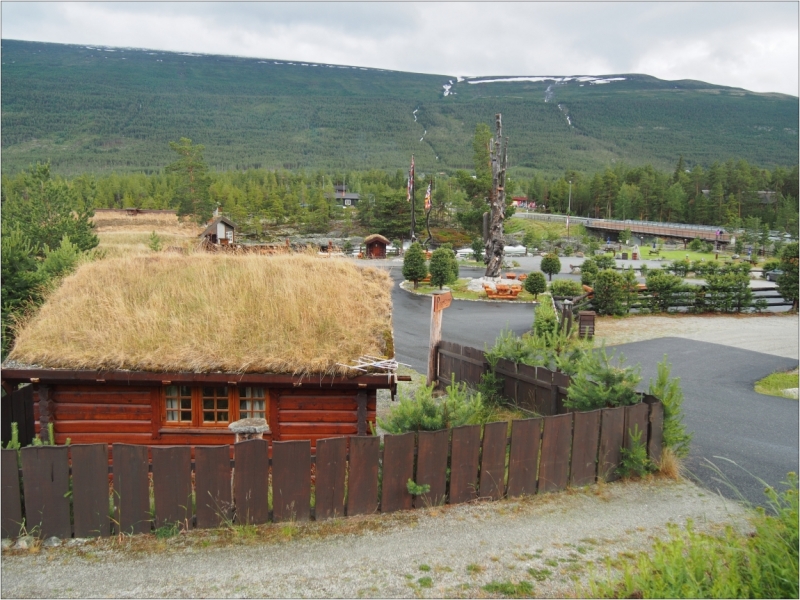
[{"left": 1, "top": 39, "right": 797, "bottom": 175}]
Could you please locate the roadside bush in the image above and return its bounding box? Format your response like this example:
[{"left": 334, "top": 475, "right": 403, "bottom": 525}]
[
  {"left": 667, "top": 258, "right": 692, "bottom": 278},
  {"left": 645, "top": 270, "right": 691, "bottom": 313},
  {"left": 648, "top": 356, "right": 692, "bottom": 458},
  {"left": 592, "top": 269, "right": 629, "bottom": 316},
  {"left": 704, "top": 263, "right": 753, "bottom": 312},
  {"left": 580, "top": 258, "right": 599, "bottom": 286},
  {"left": 402, "top": 242, "right": 428, "bottom": 288},
  {"left": 549, "top": 279, "right": 583, "bottom": 298},
  {"left": 540, "top": 253, "right": 561, "bottom": 281},
  {"left": 378, "top": 381, "right": 485, "bottom": 433},
  {"left": 429, "top": 247, "right": 456, "bottom": 289},
  {"left": 564, "top": 346, "right": 642, "bottom": 411},
  {"left": 761, "top": 259, "right": 781, "bottom": 275},
  {"left": 522, "top": 230, "right": 542, "bottom": 253},
  {"left": 438, "top": 243, "right": 460, "bottom": 283},
  {"left": 523, "top": 271, "right": 547, "bottom": 299},
  {"left": 691, "top": 260, "right": 721, "bottom": 277},
  {"left": 688, "top": 238, "right": 704, "bottom": 252},
  {"left": 594, "top": 254, "right": 616, "bottom": 270}
]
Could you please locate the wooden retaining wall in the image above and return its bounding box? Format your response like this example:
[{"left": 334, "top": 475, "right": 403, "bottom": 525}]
[{"left": 0, "top": 402, "right": 663, "bottom": 539}]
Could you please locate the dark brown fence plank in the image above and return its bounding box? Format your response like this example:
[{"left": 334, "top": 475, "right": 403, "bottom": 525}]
[
  {"left": 1, "top": 449, "right": 22, "bottom": 538},
  {"left": 20, "top": 446, "right": 71, "bottom": 539},
  {"left": 315, "top": 437, "right": 347, "bottom": 520},
  {"left": 272, "top": 440, "right": 311, "bottom": 522},
  {"left": 479, "top": 422, "right": 508, "bottom": 500},
  {"left": 381, "top": 433, "right": 415, "bottom": 513},
  {"left": 195, "top": 446, "right": 232, "bottom": 529},
  {"left": 598, "top": 407, "right": 625, "bottom": 482},
  {"left": 347, "top": 436, "right": 380, "bottom": 516},
  {"left": 495, "top": 359, "right": 517, "bottom": 404},
  {"left": 570, "top": 410, "right": 601, "bottom": 487},
  {"left": 233, "top": 439, "right": 269, "bottom": 525},
  {"left": 647, "top": 401, "right": 664, "bottom": 464},
  {"left": 152, "top": 446, "right": 192, "bottom": 529},
  {"left": 535, "top": 368, "right": 557, "bottom": 415},
  {"left": 415, "top": 430, "right": 448, "bottom": 508},
  {"left": 507, "top": 418, "right": 542, "bottom": 497},
  {"left": 625, "top": 403, "right": 650, "bottom": 450},
  {"left": 462, "top": 346, "right": 487, "bottom": 387},
  {"left": 449, "top": 424, "right": 481, "bottom": 504},
  {"left": 538, "top": 413, "right": 573, "bottom": 493},
  {"left": 71, "top": 444, "right": 110, "bottom": 537},
  {"left": 553, "top": 372, "right": 570, "bottom": 415},
  {"left": 113, "top": 444, "right": 150, "bottom": 535}
]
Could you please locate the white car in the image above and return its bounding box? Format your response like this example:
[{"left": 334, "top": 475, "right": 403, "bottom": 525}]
[{"left": 503, "top": 245, "right": 528, "bottom": 257}]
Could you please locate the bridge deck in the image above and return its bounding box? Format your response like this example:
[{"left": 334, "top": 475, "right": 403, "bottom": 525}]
[{"left": 586, "top": 220, "right": 730, "bottom": 243}]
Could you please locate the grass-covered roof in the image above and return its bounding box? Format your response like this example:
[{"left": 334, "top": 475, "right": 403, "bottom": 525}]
[{"left": 9, "top": 253, "right": 393, "bottom": 375}]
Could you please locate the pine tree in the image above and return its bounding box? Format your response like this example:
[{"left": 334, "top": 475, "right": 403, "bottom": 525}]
[
  {"left": 540, "top": 253, "right": 561, "bottom": 281},
  {"left": 429, "top": 247, "right": 453, "bottom": 290},
  {"left": 523, "top": 271, "right": 547, "bottom": 299},
  {"left": 166, "top": 138, "right": 213, "bottom": 224},
  {"left": 402, "top": 242, "right": 428, "bottom": 289}
]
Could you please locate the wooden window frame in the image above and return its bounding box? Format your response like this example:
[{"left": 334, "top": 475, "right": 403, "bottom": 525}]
[
  {"left": 161, "top": 385, "right": 271, "bottom": 430},
  {"left": 238, "top": 386, "right": 269, "bottom": 421}
]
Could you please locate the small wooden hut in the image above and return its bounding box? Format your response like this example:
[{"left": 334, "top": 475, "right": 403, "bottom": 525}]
[
  {"left": 200, "top": 216, "right": 236, "bottom": 245},
  {"left": 2, "top": 254, "right": 397, "bottom": 450},
  {"left": 364, "top": 234, "right": 390, "bottom": 259}
]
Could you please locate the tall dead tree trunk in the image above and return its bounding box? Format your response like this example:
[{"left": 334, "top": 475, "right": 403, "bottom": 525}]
[{"left": 484, "top": 114, "right": 508, "bottom": 278}]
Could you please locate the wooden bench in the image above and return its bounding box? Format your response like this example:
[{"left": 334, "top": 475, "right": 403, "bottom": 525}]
[
  {"left": 648, "top": 249, "right": 660, "bottom": 256},
  {"left": 483, "top": 284, "right": 522, "bottom": 300}
]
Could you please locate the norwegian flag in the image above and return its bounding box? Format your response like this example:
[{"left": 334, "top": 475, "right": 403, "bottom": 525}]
[
  {"left": 407, "top": 155, "right": 415, "bottom": 202},
  {"left": 424, "top": 182, "right": 432, "bottom": 210}
]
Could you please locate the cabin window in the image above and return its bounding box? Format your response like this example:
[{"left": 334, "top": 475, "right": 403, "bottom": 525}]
[
  {"left": 165, "top": 385, "right": 193, "bottom": 424},
  {"left": 161, "top": 385, "right": 270, "bottom": 429},
  {"left": 239, "top": 387, "right": 266, "bottom": 419},
  {"left": 202, "top": 386, "right": 229, "bottom": 424}
]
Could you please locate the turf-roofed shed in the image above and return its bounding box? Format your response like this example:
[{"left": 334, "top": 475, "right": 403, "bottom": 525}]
[{"left": 2, "top": 253, "right": 397, "bottom": 449}]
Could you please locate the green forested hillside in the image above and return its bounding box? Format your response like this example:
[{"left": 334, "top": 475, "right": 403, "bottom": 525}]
[{"left": 1, "top": 39, "right": 797, "bottom": 176}]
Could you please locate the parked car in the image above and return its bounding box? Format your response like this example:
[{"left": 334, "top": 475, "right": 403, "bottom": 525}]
[
  {"left": 765, "top": 269, "right": 784, "bottom": 282},
  {"left": 503, "top": 244, "right": 528, "bottom": 257}
]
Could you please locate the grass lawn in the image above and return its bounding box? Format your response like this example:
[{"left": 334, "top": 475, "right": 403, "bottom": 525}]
[
  {"left": 754, "top": 368, "right": 799, "bottom": 399},
  {"left": 506, "top": 218, "right": 586, "bottom": 241},
  {"left": 406, "top": 278, "right": 538, "bottom": 302}
]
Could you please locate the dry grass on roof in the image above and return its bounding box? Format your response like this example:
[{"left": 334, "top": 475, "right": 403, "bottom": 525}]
[{"left": 9, "top": 253, "right": 393, "bottom": 376}]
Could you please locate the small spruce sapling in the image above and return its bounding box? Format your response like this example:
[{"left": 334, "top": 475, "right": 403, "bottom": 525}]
[
  {"left": 148, "top": 231, "right": 163, "bottom": 252},
  {"left": 540, "top": 253, "right": 561, "bottom": 281},
  {"left": 524, "top": 271, "right": 547, "bottom": 299}
]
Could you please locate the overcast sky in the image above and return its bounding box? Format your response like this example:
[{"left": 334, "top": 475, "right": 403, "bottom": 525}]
[{"left": 2, "top": 2, "right": 798, "bottom": 95}]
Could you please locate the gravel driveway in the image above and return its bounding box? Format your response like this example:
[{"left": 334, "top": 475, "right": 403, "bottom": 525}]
[{"left": 1, "top": 479, "right": 747, "bottom": 598}]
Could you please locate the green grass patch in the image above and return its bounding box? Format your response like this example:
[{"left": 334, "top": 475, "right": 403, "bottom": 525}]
[
  {"left": 755, "top": 369, "right": 799, "bottom": 399},
  {"left": 482, "top": 580, "right": 534, "bottom": 598},
  {"left": 417, "top": 576, "right": 433, "bottom": 588},
  {"left": 527, "top": 567, "right": 552, "bottom": 581},
  {"left": 587, "top": 475, "right": 799, "bottom": 599}
]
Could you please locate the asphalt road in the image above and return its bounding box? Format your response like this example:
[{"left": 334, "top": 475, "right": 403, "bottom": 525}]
[{"left": 381, "top": 263, "right": 798, "bottom": 508}]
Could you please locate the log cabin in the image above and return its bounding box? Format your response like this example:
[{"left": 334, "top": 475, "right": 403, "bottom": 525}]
[{"left": 2, "top": 253, "right": 397, "bottom": 450}]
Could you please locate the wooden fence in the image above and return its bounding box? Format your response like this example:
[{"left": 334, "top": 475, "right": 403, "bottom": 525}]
[
  {"left": 0, "top": 401, "right": 663, "bottom": 539},
  {"left": 436, "top": 341, "right": 571, "bottom": 415}
]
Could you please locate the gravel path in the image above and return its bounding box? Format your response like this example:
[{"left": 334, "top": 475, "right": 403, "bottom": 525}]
[{"left": 1, "top": 479, "right": 747, "bottom": 598}]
